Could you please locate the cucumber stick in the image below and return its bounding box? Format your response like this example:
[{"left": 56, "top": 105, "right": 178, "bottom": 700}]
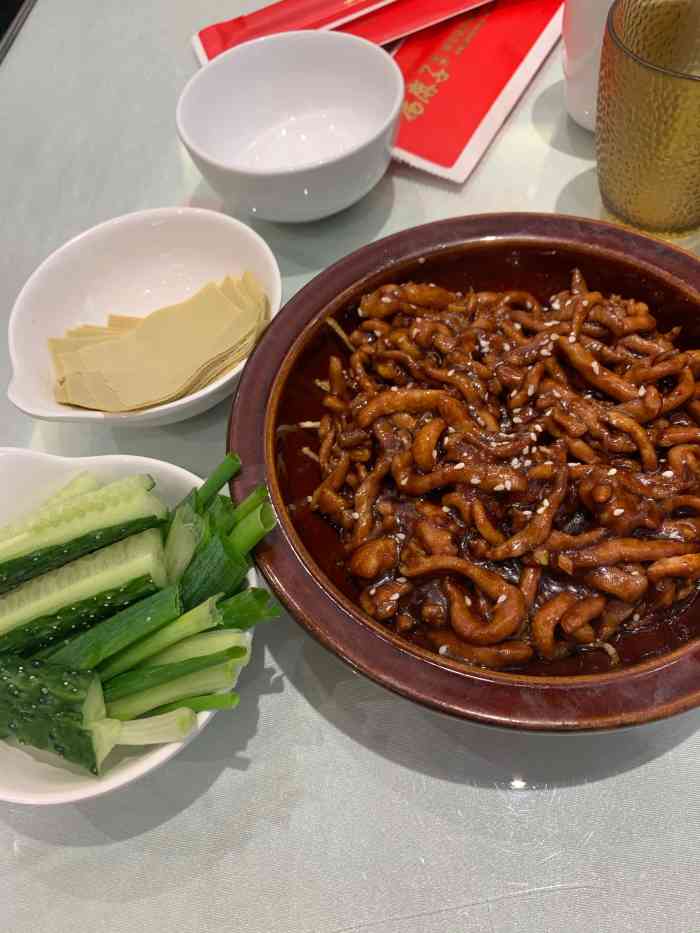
[
  {"left": 90, "top": 719, "right": 123, "bottom": 772},
  {"left": 48, "top": 472, "right": 102, "bottom": 502},
  {"left": 45, "top": 586, "right": 182, "bottom": 669},
  {"left": 0, "top": 655, "right": 108, "bottom": 774},
  {"left": 18, "top": 576, "right": 158, "bottom": 658},
  {"left": 0, "top": 529, "right": 166, "bottom": 655},
  {"left": 0, "top": 471, "right": 101, "bottom": 540},
  {"left": 0, "top": 656, "right": 197, "bottom": 774},
  {"left": 0, "top": 475, "right": 166, "bottom": 594},
  {"left": 0, "top": 516, "right": 165, "bottom": 596},
  {"left": 0, "top": 474, "right": 155, "bottom": 555}
]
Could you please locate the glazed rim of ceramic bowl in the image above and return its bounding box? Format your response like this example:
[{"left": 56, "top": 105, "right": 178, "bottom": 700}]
[{"left": 229, "top": 212, "right": 700, "bottom": 732}]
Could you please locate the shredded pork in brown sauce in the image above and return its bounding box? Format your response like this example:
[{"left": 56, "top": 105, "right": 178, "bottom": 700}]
[{"left": 301, "top": 271, "right": 700, "bottom": 670}]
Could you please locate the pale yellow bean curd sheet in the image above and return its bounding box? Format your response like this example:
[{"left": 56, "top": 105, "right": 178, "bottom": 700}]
[{"left": 50, "top": 272, "right": 269, "bottom": 412}]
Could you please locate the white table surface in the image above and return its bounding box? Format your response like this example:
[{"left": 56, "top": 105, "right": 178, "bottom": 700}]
[{"left": 2, "top": 3, "right": 700, "bottom": 932}]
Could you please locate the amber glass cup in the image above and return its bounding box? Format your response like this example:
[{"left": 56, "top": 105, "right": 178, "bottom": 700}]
[{"left": 596, "top": 0, "right": 700, "bottom": 233}]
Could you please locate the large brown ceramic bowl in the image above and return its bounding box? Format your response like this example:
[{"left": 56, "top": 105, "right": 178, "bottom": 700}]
[{"left": 229, "top": 213, "right": 700, "bottom": 731}]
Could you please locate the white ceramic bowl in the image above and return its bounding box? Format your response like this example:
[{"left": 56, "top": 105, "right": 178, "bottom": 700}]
[
  {"left": 7, "top": 207, "right": 282, "bottom": 427},
  {"left": 176, "top": 31, "right": 404, "bottom": 223},
  {"left": 0, "top": 448, "right": 256, "bottom": 805}
]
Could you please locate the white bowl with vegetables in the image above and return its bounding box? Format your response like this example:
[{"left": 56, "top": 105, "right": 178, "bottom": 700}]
[
  {"left": 0, "top": 448, "right": 278, "bottom": 805},
  {"left": 7, "top": 207, "right": 282, "bottom": 427}
]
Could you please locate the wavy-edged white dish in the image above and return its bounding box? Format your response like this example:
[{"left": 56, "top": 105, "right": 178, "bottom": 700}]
[
  {"left": 7, "top": 207, "right": 281, "bottom": 427},
  {"left": 0, "top": 448, "right": 256, "bottom": 805}
]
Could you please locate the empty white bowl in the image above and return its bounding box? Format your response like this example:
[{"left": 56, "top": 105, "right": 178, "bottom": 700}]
[
  {"left": 176, "top": 31, "right": 404, "bottom": 222},
  {"left": 8, "top": 207, "right": 282, "bottom": 427},
  {"left": 0, "top": 448, "right": 257, "bottom": 806}
]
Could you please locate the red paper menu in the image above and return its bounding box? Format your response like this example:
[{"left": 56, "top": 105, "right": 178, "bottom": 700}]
[
  {"left": 193, "top": 0, "right": 493, "bottom": 65},
  {"left": 194, "top": 0, "right": 399, "bottom": 64},
  {"left": 337, "top": 0, "right": 493, "bottom": 46},
  {"left": 392, "top": 0, "right": 564, "bottom": 182}
]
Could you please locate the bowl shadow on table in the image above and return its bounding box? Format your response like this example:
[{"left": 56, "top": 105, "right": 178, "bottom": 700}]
[
  {"left": 268, "top": 619, "right": 700, "bottom": 791},
  {"left": 187, "top": 169, "right": 397, "bottom": 282},
  {"left": 0, "top": 630, "right": 283, "bottom": 846}
]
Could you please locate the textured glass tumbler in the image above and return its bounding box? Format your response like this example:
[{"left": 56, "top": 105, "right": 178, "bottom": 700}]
[{"left": 596, "top": 0, "right": 700, "bottom": 233}]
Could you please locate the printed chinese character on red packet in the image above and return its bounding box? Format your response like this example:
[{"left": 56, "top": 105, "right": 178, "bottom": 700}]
[{"left": 392, "top": 0, "right": 564, "bottom": 183}]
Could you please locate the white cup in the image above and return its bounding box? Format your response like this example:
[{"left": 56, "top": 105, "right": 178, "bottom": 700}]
[{"left": 562, "top": 0, "right": 616, "bottom": 131}]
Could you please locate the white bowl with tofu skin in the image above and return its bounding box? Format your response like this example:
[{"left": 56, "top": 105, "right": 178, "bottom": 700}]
[
  {"left": 7, "top": 207, "right": 282, "bottom": 427},
  {"left": 0, "top": 448, "right": 256, "bottom": 806},
  {"left": 176, "top": 31, "right": 404, "bottom": 222}
]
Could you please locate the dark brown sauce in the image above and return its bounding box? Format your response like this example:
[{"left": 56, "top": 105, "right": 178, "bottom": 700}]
[{"left": 274, "top": 247, "right": 700, "bottom": 675}]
